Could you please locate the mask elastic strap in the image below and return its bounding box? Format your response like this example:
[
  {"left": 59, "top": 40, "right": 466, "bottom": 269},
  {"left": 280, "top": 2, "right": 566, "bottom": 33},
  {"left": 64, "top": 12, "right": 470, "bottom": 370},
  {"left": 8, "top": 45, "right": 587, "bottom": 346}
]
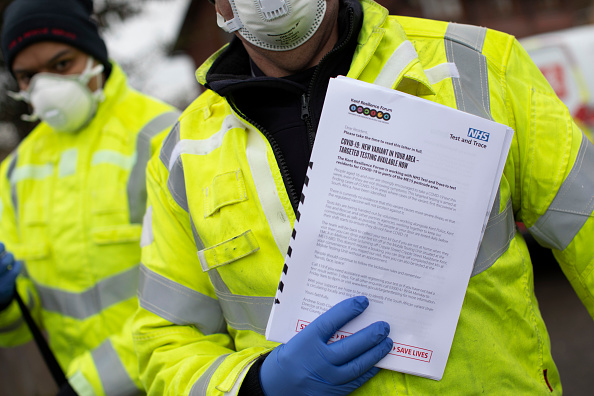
[
  {"left": 80, "top": 57, "right": 106, "bottom": 103},
  {"left": 6, "top": 90, "right": 37, "bottom": 122},
  {"left": 80, "top": 57, "right": 105, "bottom": 84},
  {"left": 92, "top": 69, "right": 105, "bottom": 103},
  {"left": 216, "top": 0, "right": 290, "bottom": 34},
  {"left": 217, "top": 12, "right": 243, "bottom": 33},
  {"left": 21, "top": 113, "right": 39, "bottom": 122},
  {"left": 7, "top": 90, "right": 29, "bottom": 102}
]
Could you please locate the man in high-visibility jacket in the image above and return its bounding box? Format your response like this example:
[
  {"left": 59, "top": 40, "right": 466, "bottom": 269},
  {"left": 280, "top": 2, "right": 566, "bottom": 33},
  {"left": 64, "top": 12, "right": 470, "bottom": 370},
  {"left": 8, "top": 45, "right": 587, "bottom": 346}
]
[
  {"left": 132, "top": 0, "right": 594, "bottom": 394},
  {"left": 0, "top": 0, "right": 179, "bottom": 395}
]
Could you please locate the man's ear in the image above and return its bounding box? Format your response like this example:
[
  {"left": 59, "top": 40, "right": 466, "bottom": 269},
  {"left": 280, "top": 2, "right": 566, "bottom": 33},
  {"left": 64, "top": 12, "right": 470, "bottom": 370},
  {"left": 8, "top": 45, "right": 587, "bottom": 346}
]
[{"left": 215, "top": 0, "right": 235, "bottom": 21}]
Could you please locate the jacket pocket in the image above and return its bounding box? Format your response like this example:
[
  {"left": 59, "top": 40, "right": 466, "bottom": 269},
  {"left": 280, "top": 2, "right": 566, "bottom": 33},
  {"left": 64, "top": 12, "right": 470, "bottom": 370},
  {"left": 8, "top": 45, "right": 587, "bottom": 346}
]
[
  {"left": 13, "top": 243, "right": 50, "bottom": 261},
  {"left": 91, "top": 224, "right": 143, "bottom": 245},
  {"left": 91, "top": 187, "right": 127, "bottom": 216},
  {"left": 22, "top": 201, "right": 48, "bottom": 227},
  {"left": 203, "top": 169, "right": 248, "bottom": 218}
]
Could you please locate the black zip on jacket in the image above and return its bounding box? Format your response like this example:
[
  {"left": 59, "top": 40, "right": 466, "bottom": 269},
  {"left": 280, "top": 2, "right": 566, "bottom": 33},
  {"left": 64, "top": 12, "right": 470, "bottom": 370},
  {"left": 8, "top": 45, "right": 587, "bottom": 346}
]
[{"left": 204, "top": 0, "right": 363, "bottom": 214}]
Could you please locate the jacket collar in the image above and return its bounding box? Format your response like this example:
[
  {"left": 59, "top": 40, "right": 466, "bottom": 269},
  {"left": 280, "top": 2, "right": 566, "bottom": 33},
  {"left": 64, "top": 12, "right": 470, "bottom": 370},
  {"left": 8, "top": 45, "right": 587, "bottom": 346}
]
[
  {"left": 196, "top": 0, "right": 435, "bottom": 97},
  {"left": 198, "top": 0, "right": 362, "bottom": 96},
  {"left": 349, "top": 0, "right": 435, "bottom": 96},
  {"left": 89, "top": 61, "right": 133, "bottom": 129}
]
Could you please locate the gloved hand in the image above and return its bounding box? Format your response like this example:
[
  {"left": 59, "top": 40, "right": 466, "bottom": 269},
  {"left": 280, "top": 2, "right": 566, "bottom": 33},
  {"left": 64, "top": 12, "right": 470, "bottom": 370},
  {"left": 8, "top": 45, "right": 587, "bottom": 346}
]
[
  {"left": 260, "top": 296, "right": 392, "bottom": 396},
  {"left": 0, "top": 242, "right": 22, "bottom": 309}
]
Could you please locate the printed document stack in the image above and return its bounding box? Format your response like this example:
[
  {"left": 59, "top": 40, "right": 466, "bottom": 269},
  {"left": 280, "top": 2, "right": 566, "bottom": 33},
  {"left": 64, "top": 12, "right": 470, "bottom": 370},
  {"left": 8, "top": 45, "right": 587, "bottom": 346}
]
[{"left": 265, "top": 76, "right": 514, "bottom": 380}]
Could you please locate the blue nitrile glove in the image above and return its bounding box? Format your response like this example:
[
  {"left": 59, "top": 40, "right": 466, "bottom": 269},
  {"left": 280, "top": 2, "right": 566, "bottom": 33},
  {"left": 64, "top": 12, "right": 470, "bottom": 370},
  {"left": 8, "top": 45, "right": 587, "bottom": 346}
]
[
  {"left": 260, "top": 296, "right": 392, "bottom": 396},
  {"left": 0, "top": 243, "right": 22, "bottom": 309}
]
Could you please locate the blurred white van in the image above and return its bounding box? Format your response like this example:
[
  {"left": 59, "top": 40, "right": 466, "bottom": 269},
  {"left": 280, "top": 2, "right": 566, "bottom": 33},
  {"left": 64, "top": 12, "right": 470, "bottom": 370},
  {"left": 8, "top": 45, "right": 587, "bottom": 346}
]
[{"left": 520, "top": 25, "right": 594, "bottom": 142}]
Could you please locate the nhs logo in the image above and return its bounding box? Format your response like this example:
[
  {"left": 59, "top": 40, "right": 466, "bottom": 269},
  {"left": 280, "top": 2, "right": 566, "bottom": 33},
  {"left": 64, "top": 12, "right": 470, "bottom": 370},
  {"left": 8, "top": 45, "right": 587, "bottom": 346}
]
[{"left": 467, "top": 128, "right": 490, "bottom": 142}]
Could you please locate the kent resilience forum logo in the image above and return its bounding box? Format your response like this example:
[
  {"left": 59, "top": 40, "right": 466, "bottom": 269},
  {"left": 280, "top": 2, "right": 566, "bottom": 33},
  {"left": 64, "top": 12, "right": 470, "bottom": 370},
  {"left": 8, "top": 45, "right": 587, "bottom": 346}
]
[{"left": 349, "top": 103, "right": 391, "bottom": 121}]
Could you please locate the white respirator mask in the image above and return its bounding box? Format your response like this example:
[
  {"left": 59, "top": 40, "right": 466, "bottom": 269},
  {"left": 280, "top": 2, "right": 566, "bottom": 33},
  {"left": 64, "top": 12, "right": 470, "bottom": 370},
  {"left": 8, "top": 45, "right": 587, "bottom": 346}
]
[
  {"left": 217, "top": 0, "right": 327, "bottom": 51},
  {"left": 9, "top": 56, "right": 105, "bottom": 133}
]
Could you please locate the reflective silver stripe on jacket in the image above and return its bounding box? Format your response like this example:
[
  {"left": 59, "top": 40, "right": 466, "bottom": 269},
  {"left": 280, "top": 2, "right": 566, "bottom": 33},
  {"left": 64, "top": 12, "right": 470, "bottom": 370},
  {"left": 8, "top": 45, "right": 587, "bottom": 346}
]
[
  {"left": 160, "top": 123, "right": 190, "bottom": 212},
  {"left": 168, "top": 156, "right": 189, "bottom": 213},
  {"left": 92, "top": 339, "right": 141, "bottom": 396},
  {"left": 8, "top": 158, "right": 53, "bottom": 222},
  {"left": 138, "top": 264, "right": 227, "bottom": 335},
  {"left": 159, "top": 120, "right": 180, "bottom": 171},
  {"left": 190, "top": 354, "right": 230, "bottom": 396},
  {"left": 162, "top": 115, "right": 246, "bottom": 214},
  {"left": 91, "top": 150, "right": 135, "bottom": 170},
  {"left": 161, "top": 115, "right": 284, "bottom": 331},
  {"left": 58, "top": 149, "right": 78, "bottom": 178},
  {"left": 445, "top": 23, "right": 492, "bottom": 121},
  {"left": 529, "top": 134, "right": 594, "bottom": 250},
  {"left": 0, "top": 316, "right": 24, "bottom": 333},
  {"left": 158, "top": 122, "right": 206, "bottom": 251},
  {"left": 191, "top": 219, "right": 206, "bottom": 250},
  {"left": 128, "top": 111, "right": 180, "bottom": 224},
  {"left": 472, "top": 190, "right": 516, "bottom": 276},
  {"left": 5, "top": 155, "right": 18, "bottom": 220},
  {"left": 36, "top": 266, "right": 138, "bottom": 319},
  {"left": 138, "top": 263, "right": 272, "bottom": 335},
  {"left": 208, "top": 270, "right": 274, "bottom": 335},
  {"left": 10, "top": 163, "right": 53, "bottom": 182},
  {"left": 443, "top": 22, "right": 516, "bottom": 276},
  {"left": 140, "top": 206, "right": 154, "bottom": 247}
]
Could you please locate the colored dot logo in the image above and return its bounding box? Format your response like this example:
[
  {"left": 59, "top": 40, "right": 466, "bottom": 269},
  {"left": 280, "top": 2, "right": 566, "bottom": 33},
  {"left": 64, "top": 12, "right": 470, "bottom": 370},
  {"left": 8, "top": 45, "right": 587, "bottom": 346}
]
[{"left": 348, "top": 103, "right": 391, "bottom": 121}]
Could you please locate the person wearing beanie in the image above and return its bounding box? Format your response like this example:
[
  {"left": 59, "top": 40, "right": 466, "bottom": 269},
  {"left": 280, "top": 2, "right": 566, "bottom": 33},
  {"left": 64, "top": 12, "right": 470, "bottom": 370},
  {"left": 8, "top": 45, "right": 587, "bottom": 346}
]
[
  {"left": 2, "top": 0, "right": 112, "bottom": 77},
  {"left": 131, "top": 0, "right": 593, "bottom": 395},
  {"left": 0, "top": 0, "right": 180, "bottom": 395}
]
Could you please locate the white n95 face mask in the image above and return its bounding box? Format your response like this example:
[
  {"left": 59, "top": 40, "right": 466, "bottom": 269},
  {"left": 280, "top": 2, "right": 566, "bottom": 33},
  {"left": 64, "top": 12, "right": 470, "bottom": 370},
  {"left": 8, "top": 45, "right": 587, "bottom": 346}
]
[
  {"left": 217, "top": 0, "right": 327, "bottom": 51},
  {"left": 9, "top": 57, "right": 105, "bottom": 134}
]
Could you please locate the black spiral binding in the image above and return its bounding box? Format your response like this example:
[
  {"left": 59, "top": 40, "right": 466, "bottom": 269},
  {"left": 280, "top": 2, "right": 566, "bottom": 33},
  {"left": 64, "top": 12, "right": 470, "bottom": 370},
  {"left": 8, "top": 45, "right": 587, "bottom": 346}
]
[{"left": 275, "top": 161, "right": 314, "bottom": 305}]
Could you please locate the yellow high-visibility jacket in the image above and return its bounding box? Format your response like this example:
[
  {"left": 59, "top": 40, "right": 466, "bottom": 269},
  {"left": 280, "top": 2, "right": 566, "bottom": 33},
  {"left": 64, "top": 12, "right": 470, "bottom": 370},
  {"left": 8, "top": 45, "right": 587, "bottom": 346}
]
[
  {"left": 133, "top": 0, "right": 594, "bottom": 394},
  {"left": 0, "top": 62, "right": 179, "bottom": 396}
]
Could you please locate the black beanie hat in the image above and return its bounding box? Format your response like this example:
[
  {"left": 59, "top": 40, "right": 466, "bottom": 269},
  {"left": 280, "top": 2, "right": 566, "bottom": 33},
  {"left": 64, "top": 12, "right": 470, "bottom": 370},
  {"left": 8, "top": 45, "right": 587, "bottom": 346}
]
[{"left": 1, "top": 0, "right": 111, "bottom": 76}]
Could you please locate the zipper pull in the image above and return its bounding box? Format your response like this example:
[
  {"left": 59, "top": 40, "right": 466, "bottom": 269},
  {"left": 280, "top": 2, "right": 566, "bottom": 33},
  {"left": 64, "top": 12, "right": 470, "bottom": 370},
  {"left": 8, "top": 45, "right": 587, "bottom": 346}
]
[{"left": 300, "top": 93, "right": 310, "bottom": 120}]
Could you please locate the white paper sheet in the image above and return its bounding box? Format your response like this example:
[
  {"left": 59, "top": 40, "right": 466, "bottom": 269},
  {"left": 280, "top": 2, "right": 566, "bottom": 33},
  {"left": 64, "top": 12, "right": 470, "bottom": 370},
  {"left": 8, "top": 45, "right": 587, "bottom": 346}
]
[{"left": 265, "top": 76, "right": 514, "bottom": 380}]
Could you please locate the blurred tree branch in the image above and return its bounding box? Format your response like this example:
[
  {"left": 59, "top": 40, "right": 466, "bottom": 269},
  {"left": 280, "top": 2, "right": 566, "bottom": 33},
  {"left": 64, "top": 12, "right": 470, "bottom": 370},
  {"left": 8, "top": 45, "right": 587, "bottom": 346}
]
[{"left": 93, "top": 0, "right": 148, "bottom": 30}]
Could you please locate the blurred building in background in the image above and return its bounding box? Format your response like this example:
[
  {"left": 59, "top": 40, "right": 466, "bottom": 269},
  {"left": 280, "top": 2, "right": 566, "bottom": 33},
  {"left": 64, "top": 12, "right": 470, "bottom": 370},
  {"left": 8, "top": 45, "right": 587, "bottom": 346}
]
[
  {"left": 0, "top": 0, "right": 199, "bottom": 161},
  {"left": 174, "top": 0, "right": 594, "bottom": 69},
  {"left": 521, "top": 25, "right": 594, "bottom": 142}
]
